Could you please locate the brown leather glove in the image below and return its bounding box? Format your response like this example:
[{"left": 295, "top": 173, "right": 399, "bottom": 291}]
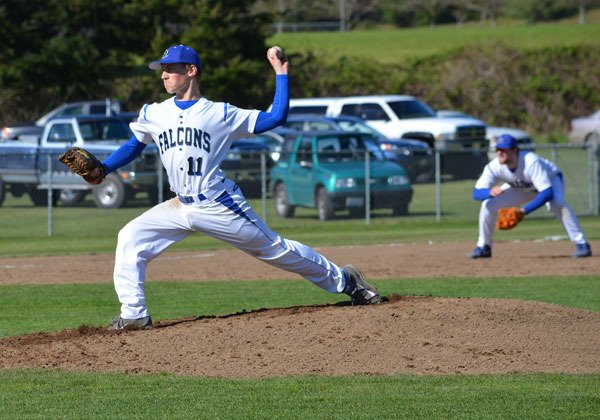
[
  {"left": 58, "top": 147, "right": 105, "bottom": 185},
  {"left": 496, "top": 207, "right": 525, "bottom": 230}
]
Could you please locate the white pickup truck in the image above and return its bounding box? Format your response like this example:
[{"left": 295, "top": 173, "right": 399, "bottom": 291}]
[
  {"left": 288, "top": 95, "right": 489, "bottom": 178},
  {"left": 0, "top": 115, "right": 164, "bottom": 208}
]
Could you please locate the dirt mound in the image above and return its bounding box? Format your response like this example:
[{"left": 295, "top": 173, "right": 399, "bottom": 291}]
[{"left": 2, "top": 296, "right": 599, "bottom": 377}]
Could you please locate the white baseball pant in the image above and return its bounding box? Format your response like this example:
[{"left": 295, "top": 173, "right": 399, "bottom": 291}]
[
  {"left": 113, "top": 179, "right": 345, "bottom": 319},
  {"left": 476, "top": 174, "right": 587, "bottom": 248}
]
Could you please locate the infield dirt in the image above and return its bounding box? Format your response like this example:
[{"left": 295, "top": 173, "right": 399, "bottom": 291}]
[{"left": 1, "top": 240, "right": 599, "bottom": 377}]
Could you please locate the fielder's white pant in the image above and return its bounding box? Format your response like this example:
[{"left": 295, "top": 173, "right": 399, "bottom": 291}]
[
  {"left": 114, "top": 179, "right": 346, "bottom": 319},
  {"left": 476, "top": 174, "right": 587, "bottom": 248}
]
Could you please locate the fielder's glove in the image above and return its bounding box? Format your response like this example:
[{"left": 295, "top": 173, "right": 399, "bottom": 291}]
[
  {"left": 496, "top": 207, "right": 524, "bottom": 230},
  {"left": 58, "top": 147, "right": 105, "bottom": 185}
]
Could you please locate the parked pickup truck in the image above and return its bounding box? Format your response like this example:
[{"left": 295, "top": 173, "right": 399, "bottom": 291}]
[
  {"left": 0, "top": 115, "right": 163, "bottom": 208},
  {"left": 270, "top": 131, "right": 413, "bottom": 220}
]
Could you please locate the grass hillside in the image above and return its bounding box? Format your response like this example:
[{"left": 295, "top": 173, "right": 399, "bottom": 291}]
[{"left": 270, "top": 17, "right": 600, "bottom": 64}]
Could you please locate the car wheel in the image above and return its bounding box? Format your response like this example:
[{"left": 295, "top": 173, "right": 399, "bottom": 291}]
[
  {"left": 58, "top": 189, "right": 86, "bottom": 206},
  {"left": 92, "top": 173, "right": 127, "bottom": 209},
  {"left": 274, "top": 183, "right": 295, "bottom": 218},
  {"left": 316, "top": 187, "right": 334, "bottom": 221},
  {"left": 392, "top": 201, "right": 409, "bottom": 217},
  {"left": 29, "top": 189, "right": 59, "bottom": 207},
  {"left": 348, "top": 207, "right": 366, "bottom": 219}
]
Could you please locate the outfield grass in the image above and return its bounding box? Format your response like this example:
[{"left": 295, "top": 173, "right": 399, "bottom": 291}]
[
  {"left": 1, "top": 180, "right": 598, "bottom": 257},
  {"left": 1, "top": 370, "right": 598, "bottom": 419}
]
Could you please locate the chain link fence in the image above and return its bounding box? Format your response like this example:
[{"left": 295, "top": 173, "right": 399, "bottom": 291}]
[{"left": 0, "top": 142, "right": 597, "bottom": 235}]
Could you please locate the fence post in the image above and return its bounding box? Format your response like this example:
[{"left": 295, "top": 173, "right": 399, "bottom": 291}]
[
  {"left": 587, "top": 142, "right": 595, "bottom": 215},
  {"left": 435, "top": 150, "right": 441, "bottom": 222},
  {"left": 156, "top": 149, "right": 163, "bottom": 203},
  {"left": 365, "top": 150, "right": 371, "bottom": 224},
  {"left": 261, "top": 151, "right": 267, "bottom": 222},
  {"left": 46, "top": 152, "right": 53, "bottom": 237},
  {"left": 594, "top": 138, "right": 600, "bottom": 215}
]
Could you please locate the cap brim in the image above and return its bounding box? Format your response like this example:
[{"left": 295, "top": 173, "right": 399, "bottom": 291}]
[{"left": 148, "top": 60, "right": 163, "bottom": 70}]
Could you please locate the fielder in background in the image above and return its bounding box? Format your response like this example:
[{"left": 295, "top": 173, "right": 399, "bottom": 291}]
[
  {"left": 468, "top": 133, "right": 592, "bottom": 259},
  {"left": 77, "top": 44, "right": 381, "bottom": 330}
]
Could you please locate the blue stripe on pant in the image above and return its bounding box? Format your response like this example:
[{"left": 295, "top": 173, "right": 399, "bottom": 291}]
[{"left": 215, "top": 190, "right": 253, "bottom": 223}]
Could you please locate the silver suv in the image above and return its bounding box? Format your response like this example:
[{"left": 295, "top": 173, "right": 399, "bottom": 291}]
[{"left": 1, "top": 99, "right": 121, "bottom": 141}]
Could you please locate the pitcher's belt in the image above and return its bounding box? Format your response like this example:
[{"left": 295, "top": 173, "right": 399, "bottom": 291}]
[{"left": 177, "top": 193, "right": 209, "bottom": 205}]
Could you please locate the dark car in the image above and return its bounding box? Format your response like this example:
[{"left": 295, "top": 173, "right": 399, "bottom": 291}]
[
  {"left": 220, "top": 138, "right": 272, "bottom": 198},
  {"left": 1, "top": 99, "right": 122, "bottom": 142},
  {"left": 280, "top": 114, "right": 434, "bottom": 183}
]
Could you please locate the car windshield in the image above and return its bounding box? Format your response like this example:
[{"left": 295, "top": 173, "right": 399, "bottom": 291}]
[
  {"left": 335, "top": 120, "right": 385, "bottom": 137},
  {"left": 78, "top": 120, "right": 132, "bottom": 141},
  {"left": 388, "top": 100, "right": 436, "bottom": 119},
  {"left": 316, "top": 135, "right": 385, "bottom": 163}
]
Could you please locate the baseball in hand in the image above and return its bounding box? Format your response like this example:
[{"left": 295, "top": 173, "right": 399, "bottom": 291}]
[{"left": 269, "top": 46, "right": 284, "bottom": 60}]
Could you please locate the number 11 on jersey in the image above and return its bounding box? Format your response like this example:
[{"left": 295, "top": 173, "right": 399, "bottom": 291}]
[{"left": 187, "top": 156, "right": 203, "bottom": 176}]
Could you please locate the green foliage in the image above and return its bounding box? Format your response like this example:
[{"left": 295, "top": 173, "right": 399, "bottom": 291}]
[
  {"left": 403, "top": 44, "right": 600, "bottom": 135},
  {"left": 181, "top": 0, "right": 273, "bottom": 108},
  {"left": 282, "top": 40, "right": 600, "bottom": 136},
  {"left": 0, "top": 0, "right": 273, "bottom": 123}
]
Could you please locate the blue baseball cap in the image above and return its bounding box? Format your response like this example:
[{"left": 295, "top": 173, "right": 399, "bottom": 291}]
[
  {"left": 494, "top": 134, "right": 518, "bottom": 150},
  {"left": 148, "top": 44, "right": 203, "bottom": 70}
]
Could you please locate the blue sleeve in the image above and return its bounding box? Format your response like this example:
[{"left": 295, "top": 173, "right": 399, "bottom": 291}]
[
  {"left": 473, "top": 188, "right": 491, "bottom": 201},
  {"left": 102, "top": 135, "right": 147, "bottom": 174},
  {"left": 523, "top": 187, "right": 553, "bottom": 214},
  {"left": 254, "top": 74, "right": 289, "bottom": 133}
]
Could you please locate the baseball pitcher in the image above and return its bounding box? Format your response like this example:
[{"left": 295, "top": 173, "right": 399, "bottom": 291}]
[{"left": 60, "top": 44, "right": 381, "bottom": 330}]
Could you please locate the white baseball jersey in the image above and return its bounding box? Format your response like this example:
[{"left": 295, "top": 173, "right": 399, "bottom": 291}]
[
  {"left": 113, "top": 97, "right": 346, "bottom": 319},
  {"left": 475, "top": 150, "right": 560, "bottom": 192},
  {"left": 130, "top": 97, "right": 259, "bottom": 195}
]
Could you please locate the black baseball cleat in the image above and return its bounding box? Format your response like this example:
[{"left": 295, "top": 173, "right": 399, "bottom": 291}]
[
  {"left": 572, "top": 242, "right": 592, "bottom": 258},
  {"left": 342, "top": 265, "right": 382, "bottom": 305},
  {"left": 468, "top": 245, "right": 491, "bottom": 259},
  {"left": 109, "top": 315, "right": 153, "bottom": 331}
]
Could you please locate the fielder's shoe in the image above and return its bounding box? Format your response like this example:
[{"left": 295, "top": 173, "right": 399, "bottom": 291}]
[
  {"left": 109, "top": 315, "right": 153, "bottom": 331},
  {"left": 572, "top": 243, "right": 592, "bottom": 258},
  {"left": 468, "top": 245, "right": 492, "bottom": 259},
  {"left": 342, "top": 265, "right": 382, "bottom": 305}
]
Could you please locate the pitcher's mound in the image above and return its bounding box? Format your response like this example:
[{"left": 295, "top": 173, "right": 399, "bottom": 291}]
[{"left": 1, "top": 296, "right": 599, "bottom": 377}]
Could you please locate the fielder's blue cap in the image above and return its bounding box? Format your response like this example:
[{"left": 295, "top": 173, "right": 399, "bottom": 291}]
[
  {"left": 148, "top": 44, "right": 203, "bottom": 70},
  {"left": 495, "top": 134, "right": 518, "bottom": 149}
]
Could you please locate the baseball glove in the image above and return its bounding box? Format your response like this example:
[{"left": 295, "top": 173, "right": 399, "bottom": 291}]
[
  {"left": 58, "top": 147, "right": 105, "bottom": 185},
  {"left": 496, "top": 207, "right": 525, "bottom": 230}
]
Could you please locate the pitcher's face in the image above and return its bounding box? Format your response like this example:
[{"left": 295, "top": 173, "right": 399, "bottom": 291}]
[{"left": 161, "top": 63, "right": 194, "bottom": 95}]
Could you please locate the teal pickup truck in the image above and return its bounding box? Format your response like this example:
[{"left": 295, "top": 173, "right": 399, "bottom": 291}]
[{"left": 270, "top": 131, "right": 413, "bottom": 220}]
